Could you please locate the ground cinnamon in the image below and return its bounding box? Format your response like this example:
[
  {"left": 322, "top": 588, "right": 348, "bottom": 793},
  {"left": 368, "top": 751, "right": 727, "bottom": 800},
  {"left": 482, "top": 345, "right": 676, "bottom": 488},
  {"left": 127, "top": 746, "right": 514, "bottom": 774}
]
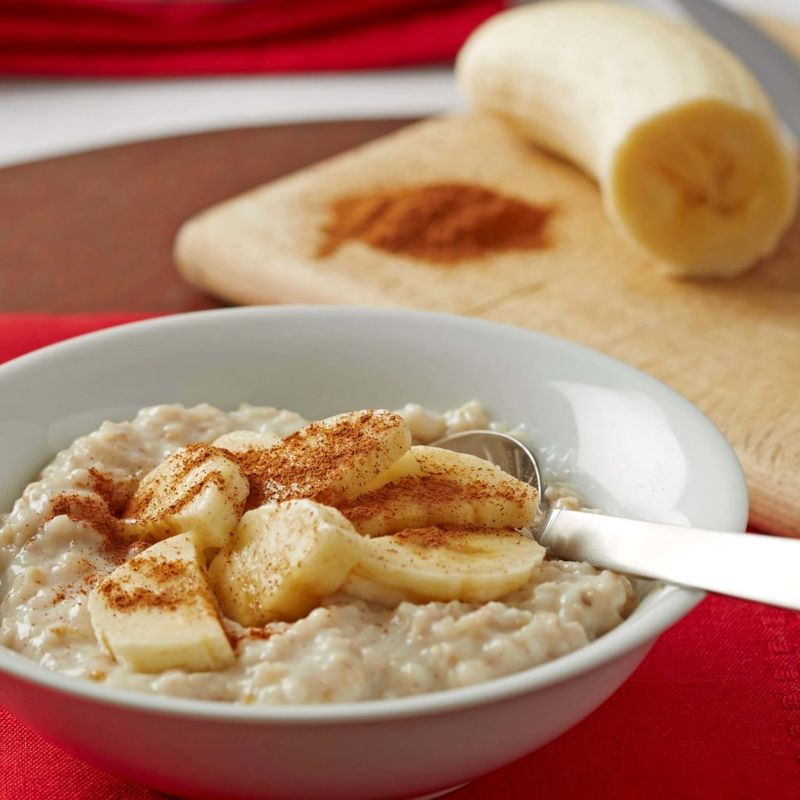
[
  {"left": 317, "top": 182, "right": 553, "bottom": 263},
  {"left": 88, "top": 468, "right": 136, "bottom": 516},
  {"left": 49, "top": 493, "right": 123, "bottom": 541},
  {"left": 46, "top": 490, "right": 143, "bottom": 576}
]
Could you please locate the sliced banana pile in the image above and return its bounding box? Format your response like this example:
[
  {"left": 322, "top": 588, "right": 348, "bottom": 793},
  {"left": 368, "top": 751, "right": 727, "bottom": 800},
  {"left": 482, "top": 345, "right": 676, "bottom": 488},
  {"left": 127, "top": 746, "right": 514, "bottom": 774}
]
[{"left": 88, "top": 410, "right": 543, "bottom": 673}]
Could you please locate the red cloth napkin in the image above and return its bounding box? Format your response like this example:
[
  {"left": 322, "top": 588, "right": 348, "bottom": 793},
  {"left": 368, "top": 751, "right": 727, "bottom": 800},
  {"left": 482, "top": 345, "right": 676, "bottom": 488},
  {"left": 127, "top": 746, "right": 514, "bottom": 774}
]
[
  {"left": 0, "top": 0, "right": 503, "bottom": 77},
  {"left": 1, "top": 314, "right": 799, "bottom": 800}
]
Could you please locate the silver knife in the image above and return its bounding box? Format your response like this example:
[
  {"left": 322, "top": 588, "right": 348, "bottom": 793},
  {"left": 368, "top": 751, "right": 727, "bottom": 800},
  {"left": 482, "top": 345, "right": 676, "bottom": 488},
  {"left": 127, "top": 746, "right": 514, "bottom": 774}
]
[{"left": 632, "top": 0, "right": 800, "bottom": 139}]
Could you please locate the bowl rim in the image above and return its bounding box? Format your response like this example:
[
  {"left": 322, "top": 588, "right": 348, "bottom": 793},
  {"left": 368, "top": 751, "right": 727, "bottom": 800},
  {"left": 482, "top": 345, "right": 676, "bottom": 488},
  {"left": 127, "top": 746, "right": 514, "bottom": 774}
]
[{"left": 0, "top": 306, "right": 748, "bottom": 723}]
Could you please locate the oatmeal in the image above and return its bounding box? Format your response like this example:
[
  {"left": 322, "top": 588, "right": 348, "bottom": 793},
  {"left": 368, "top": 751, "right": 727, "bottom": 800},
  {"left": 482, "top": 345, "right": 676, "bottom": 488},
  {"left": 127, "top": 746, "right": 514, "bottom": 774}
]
[{"left": 0, "top": 403, "right": 635, "bottom": 703}]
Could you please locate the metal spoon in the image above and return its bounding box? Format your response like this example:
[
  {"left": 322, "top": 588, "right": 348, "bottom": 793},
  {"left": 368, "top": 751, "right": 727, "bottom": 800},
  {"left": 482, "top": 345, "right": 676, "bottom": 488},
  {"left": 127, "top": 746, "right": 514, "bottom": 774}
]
[{"left": 434, "top": 430, "right": 800, "bottom": 611}]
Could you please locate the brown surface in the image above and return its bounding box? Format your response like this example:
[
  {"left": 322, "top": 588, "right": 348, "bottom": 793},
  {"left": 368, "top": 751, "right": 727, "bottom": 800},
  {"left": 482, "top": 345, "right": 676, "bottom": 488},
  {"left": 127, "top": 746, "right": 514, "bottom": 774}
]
[{"left": 0, "top": 118, "right": 415, "bottom": 312}]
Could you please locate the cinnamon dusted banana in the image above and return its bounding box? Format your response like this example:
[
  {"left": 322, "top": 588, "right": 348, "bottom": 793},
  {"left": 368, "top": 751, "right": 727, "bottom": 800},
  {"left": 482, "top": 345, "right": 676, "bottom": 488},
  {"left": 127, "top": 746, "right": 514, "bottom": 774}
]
[
  {"left": 341, "top": 446, "right": 539, "bottom": 537},
  {"left": 88, "top": 534, "right": 235, "bottom": 673},
  {"left": 240, "top": 409, "right": 412, "bottom": 507},
  {"left": 123, "top": 444, "right": 249, "bottom": 550},
  {"left": 457, "top": 2, "right": 798, "bottom": 277}
]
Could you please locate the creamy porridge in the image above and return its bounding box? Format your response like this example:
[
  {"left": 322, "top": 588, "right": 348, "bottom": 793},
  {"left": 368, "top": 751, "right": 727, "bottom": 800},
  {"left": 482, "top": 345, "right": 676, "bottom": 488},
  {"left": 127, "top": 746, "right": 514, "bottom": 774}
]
[{"left": 0, "top": 403, "right": 635, "bottom": 704}]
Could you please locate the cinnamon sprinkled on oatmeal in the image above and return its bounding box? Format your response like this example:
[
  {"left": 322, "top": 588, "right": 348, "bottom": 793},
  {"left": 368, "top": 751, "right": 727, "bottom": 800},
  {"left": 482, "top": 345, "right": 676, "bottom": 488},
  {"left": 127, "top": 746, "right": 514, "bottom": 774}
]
[
  {"left": 88, "top": 469, "right": 136, "bottom": 516},
  {"left": 46, "top": 492, "right": 151, "bottom": 568},
  {"left": 49, "top": 494, "right": 123, "bottom": 540}
]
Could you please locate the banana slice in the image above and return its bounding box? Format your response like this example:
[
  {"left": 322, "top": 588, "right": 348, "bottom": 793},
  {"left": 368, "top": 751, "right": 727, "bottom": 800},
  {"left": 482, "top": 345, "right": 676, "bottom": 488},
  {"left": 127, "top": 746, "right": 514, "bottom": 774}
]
[
  {"left": 348, "top": 527, "right": 545, "bottom": 604},
  {"left": 341, "top": 446, "right": 539, "bottom": 537},
  {"left": 213, "top": 430, "right": 281, "bottom": 453},
  {"left": 209, "top": 499, "right": 364, "bottom": 626},
  {"left": 457, "top": 2, "right": 797, "bottom": 277},
  {"left": 123, "top": 444, "right": 250, "bottom": 550},
  {"left": 340, "top": 571, "right": 423, "bottom": 608},
  {"left": 239, "top": 409, "right": 412, "bottom": 508},
  {"left": 88, "top": 533, "right": 235, "bottom": 673}
]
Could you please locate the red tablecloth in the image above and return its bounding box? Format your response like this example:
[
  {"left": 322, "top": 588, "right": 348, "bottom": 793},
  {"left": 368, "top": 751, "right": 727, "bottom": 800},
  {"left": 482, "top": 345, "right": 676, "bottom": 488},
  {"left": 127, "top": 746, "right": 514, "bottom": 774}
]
[
  {"left": 1, "top": 313, "right": 799, "bottom": 800},
  {"left": 0, "top": 0, "right": 503, "bottom": 77}
]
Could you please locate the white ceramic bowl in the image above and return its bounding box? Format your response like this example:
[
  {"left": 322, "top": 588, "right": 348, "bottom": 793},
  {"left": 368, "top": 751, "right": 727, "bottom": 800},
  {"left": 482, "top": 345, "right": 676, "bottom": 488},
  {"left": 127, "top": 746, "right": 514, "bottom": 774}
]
[{"left": 0, "top": 307, "right": 747, "bottom": 800}]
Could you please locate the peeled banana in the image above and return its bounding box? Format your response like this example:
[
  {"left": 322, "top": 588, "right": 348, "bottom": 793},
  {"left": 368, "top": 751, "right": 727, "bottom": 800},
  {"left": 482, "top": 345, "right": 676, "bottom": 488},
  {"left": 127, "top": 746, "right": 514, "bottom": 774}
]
[
  {"left": 347, "top": 526, "right": 545, "bottom": 604},
  {"left": 457, "top": 1, "right": 797, "bottom": 277},
  {"left": 123, "top": 444, "right": 250, "bottom": 550},
  {"left": 209, "top": 499, "right": 364, "bottom": 626},
  {"left": 88, "top": 533, "right": 235, "bottom": 673},
  {"left": 341, "top": 446, "right": 539, "bottom": 536}
]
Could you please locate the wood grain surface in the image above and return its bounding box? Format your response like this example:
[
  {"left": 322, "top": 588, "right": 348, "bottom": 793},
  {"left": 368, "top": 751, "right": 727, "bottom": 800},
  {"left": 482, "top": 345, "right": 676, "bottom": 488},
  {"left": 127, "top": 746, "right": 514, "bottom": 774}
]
[{"left": 0, "top": 119, "right": 414, "bottom": 312}]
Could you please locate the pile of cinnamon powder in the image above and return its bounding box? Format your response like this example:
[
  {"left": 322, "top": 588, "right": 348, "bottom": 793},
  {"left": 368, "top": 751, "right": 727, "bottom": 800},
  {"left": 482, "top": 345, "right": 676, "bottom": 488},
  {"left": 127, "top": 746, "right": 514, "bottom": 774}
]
[{"left": 318, "top": 182, "right": 553, "bottom": 263}]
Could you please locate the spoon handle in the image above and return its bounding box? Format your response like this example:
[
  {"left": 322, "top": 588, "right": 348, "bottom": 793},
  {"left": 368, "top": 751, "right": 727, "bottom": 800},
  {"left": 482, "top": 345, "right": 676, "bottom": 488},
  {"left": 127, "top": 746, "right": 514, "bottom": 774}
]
[{"left": 538, "top": 509, "right": 800, "bottom": 610}]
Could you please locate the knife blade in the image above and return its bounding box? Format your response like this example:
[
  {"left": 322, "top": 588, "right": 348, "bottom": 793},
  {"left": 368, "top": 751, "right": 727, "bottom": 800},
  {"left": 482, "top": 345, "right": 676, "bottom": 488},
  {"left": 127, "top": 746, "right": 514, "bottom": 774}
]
[{"left": 633, "top": 0, "right": 800, "bottom": 139}]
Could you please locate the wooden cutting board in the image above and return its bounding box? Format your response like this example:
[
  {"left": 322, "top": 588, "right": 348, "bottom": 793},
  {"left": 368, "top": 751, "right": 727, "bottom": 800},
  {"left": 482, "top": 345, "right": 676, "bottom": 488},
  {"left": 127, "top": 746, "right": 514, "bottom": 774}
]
[{"left": 176, "top": 21, "right": 800, "bottom": 539}]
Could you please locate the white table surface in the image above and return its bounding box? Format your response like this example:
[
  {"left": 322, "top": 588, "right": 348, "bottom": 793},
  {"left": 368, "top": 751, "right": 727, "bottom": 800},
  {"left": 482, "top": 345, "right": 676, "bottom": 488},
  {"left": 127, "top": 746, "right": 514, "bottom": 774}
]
[{"left": 2, "top": 0, "right": 796, "bottom": 168}]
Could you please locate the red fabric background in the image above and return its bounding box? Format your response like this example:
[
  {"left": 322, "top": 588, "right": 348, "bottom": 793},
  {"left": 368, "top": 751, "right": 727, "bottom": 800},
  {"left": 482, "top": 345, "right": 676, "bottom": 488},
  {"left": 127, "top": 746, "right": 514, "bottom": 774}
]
[
  {"left": 1, "top": 313, "right": 799, "bottom": 800},
  {"left": 0, "top": 0, "right": 504, "bottom": 76}
]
